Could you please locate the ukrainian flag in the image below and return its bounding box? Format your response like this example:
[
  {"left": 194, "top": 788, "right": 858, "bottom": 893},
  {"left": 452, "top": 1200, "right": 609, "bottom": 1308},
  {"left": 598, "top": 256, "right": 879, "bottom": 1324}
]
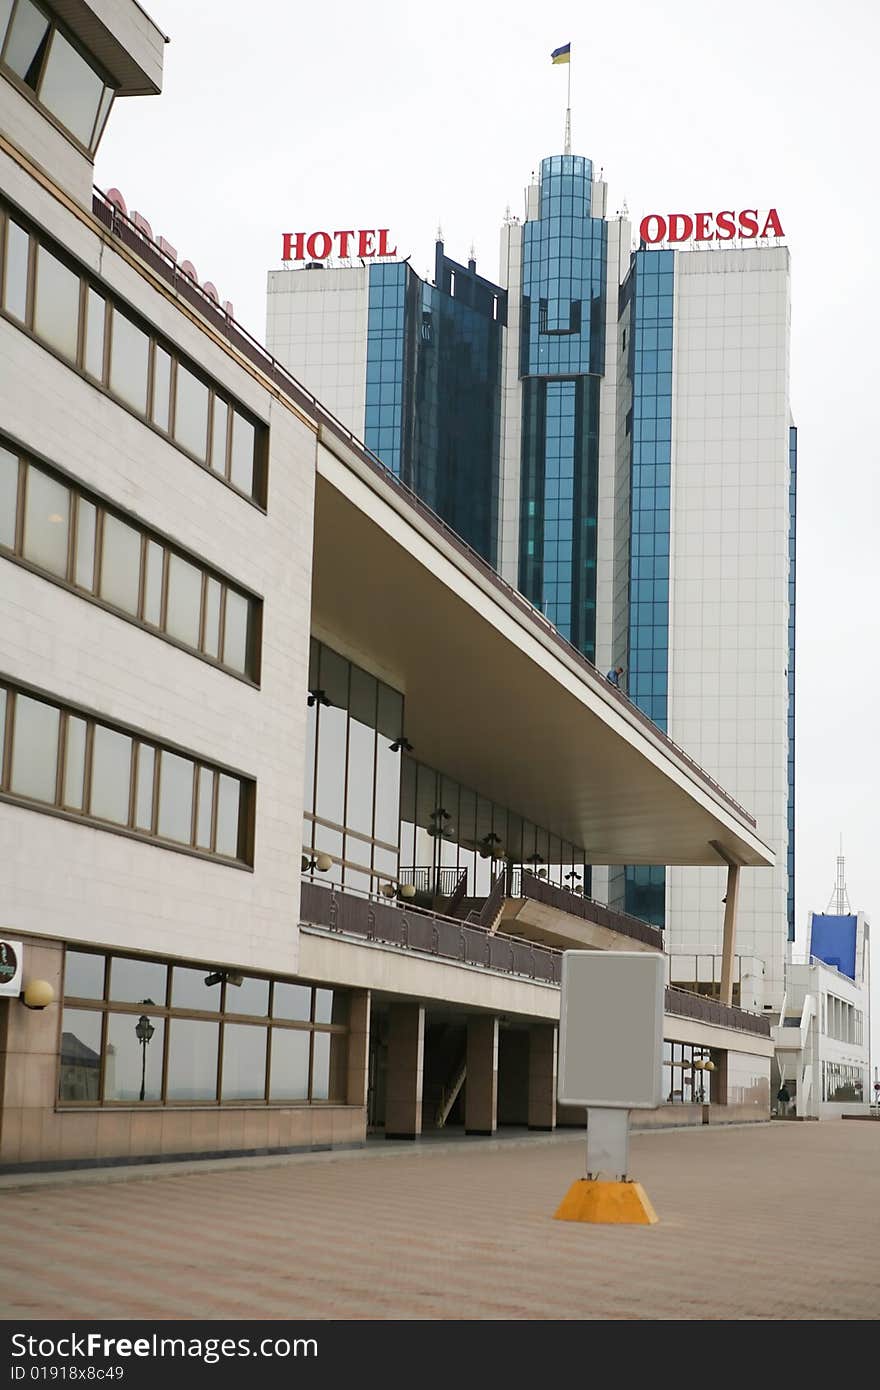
[{"left": 551, "top": 43, "right": 571, "bottom": 64}]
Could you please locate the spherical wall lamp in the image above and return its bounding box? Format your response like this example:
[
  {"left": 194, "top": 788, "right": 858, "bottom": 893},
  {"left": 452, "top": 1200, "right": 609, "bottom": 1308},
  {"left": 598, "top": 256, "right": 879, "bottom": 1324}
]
[
  {"left": 399, "top": 883, "right": 417, "bottom": 900},
  {"left": 21, "top": 979, "right": 55, "bottom": 1010},
  {"left": 314, "top": 853, "right": 333, "bottom": 873},
  {"left": 380, "top": 882, "right": 396, "bottom": 898},
  {"left": 703, "top": 1059, "right": 717, "bottom": 1072}
]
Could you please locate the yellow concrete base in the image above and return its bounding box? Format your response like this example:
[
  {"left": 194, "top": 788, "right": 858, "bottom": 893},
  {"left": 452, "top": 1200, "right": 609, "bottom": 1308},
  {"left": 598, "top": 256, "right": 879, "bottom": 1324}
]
[{"left": 553, "top": 1179, "right": 658, "bottom": 1225}]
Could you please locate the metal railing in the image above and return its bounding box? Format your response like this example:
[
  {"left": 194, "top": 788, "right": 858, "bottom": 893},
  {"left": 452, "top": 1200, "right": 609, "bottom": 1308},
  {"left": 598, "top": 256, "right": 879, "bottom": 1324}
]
[
  {"left": 300, "top": 880, "right": 561, "bottom": 985},
  {"left": 397, "top": 866, "right": 462, "bottom": 897},
  {"left": 475, "top": 869, "right": 508, "bottom": 930},
  {"left": 444, "top": 869, "right": 469, "bottom": 917},
  {"left": 664, "top": 985, "right": 771, "bottom": 1037},
  {"left": 300, "top": 885, "right": 770, "bottom": 1034},
  {"left": 91, "top": 186, "right": 757, "bottom": 831}
]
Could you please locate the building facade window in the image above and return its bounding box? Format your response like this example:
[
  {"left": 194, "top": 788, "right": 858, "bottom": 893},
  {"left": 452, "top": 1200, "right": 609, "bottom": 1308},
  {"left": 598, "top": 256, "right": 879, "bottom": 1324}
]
[
  {"left": 626, "top": 247, "right": 673, "bottom": 731},
  {"left": 303, "top": 638, "right": 404, "bottom": 894},
  {"left": 822, "top": 1061, "right": 863, "bottom": 1104},
  {"left": 622, "top": 248, "right": 674, "bottom": 929},
  {"left": 0, "top": 204, "right": 267, "bottom": 504},
  {"left": 362, "top": 250, "right": 505, "bottom": 565},
  {"left": 398, "top": 755, "right": 589, "bottom": 902},
  {"left": 303, "top": 637, "right": 590, "bottom": 903},
  {"left": 663, "top": 1041, "right": 717, "bottom": 1105},
  {"left": 0, "top": 0, "right": 116, "bottom": 154},
  {"left": 365, "top": 261, "right": 408, "bottom": 478},
  {"left": 407, "top": 251, "right": 504, "bottom": 565},
  {"left": 0, "top": 438, "right": 261, "bottom": 680},
  {"left": 823, "top": 992, "right": 861, "bottom": 1044},
  {"left": 59, "top": 948, "right": 348, "bottom": 1106},
  {"left": 0, "top": 679, "right": 255, "bottom": 863}
]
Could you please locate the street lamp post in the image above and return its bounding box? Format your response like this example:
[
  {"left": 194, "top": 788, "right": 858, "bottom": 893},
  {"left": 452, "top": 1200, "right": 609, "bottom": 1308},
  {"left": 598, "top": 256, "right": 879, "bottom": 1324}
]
[
  {"left": 427, "top": 808, "right": 454, "bottom": 900},
  {"left": 135, "top": 1012, "right": 155, "bottom": 1103}
]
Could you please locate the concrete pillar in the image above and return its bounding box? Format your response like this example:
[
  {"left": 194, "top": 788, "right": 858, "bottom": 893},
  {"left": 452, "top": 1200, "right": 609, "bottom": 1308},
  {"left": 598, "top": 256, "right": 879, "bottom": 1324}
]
[
  {"left": 528, "top": 1024, "right": 557, "bottom": 1130},
  {"left": 344, "top": 989, "right": 371, "bottom": 1114},
  {"left": 0, "top": 938, "right": 64, "bottom": 1166},
  {"left": 465, "top": 1015, "right": 499, "bottom": 1136},
  {"left": 711, "top": 1051, "right": 727, "bottom": 1105},
  {"left": 385, "top": 1003, "right": 425, "bottom": 1139},
  {"left": 497, "top": 1030, "right": 529, "bottom": 1124},
  {"left": 720, "top": 864, "right": 741, "bottom": 1006}
]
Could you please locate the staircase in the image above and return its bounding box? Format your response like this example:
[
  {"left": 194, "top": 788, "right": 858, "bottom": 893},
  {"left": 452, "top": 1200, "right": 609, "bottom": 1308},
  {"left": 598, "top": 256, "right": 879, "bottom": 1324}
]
[
  {"left": 464, "top": 870, "right": 507, "bottom": 934},
  {"left": 443, "top": 869, "right": 469, "bottom": 919},
  {"left": 435, "top": 1056, "right": 467, "bottom": 1129}
]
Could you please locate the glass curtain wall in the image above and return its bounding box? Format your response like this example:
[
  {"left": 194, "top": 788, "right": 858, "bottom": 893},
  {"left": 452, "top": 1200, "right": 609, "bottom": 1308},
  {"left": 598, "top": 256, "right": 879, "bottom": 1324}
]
[
  {"left": 622, "top": 247, "right": 674, "bottom": 928},
  {"left": 398, "top": 757, "right": 589, "bottom": 901},
  {"left": 517, "top": 155, "right": 606, "bottom": 660},
  {"left": 626, "top": 247, "right": 673, "bottom": 728},
  {"left": 411, "top": 246, "right": 505, "bottom": 564},
  {"left": 302, "top": 638, "right": 404, "bottom": 893},
  {"left": 364, "top": 262, "right": 410, "bottom": 478},
  {"left": 302, "top": 639, "right": 589, "bottom": 902}
]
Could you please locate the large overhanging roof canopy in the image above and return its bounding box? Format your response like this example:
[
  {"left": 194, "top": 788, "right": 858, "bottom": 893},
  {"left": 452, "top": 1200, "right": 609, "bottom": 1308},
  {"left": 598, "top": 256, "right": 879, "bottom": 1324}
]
[{"left": 311, "top": 432, "right": 774, "bottom": 871}]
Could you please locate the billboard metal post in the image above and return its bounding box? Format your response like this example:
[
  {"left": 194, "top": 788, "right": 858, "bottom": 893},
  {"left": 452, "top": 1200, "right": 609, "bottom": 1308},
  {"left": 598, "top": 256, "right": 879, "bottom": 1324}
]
[{"left": 586, "top": 1106, "right": 630, "bottom": 1180}]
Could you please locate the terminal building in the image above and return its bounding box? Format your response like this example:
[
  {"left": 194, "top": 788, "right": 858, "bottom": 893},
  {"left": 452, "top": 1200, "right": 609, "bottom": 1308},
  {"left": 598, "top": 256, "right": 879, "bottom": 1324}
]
[
  {"left": 1, "top": 0, "right": 776, "bottom": 1173},
  {"left": 267, "top": 151, "right": 796, "bottom": 1018}
]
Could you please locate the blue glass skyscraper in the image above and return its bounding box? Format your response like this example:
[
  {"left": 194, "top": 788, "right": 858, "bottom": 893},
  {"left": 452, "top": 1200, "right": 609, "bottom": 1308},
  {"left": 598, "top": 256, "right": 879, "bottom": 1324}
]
[
  {"left": 514, "top": 155, "right": 606, "bottom": 658},
  {"left": 363, "top": 246, "right": 505, "bottom": 563}
]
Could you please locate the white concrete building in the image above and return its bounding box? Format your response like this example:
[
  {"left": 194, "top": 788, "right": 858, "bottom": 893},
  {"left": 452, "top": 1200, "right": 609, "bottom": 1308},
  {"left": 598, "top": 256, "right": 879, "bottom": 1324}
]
[
  {"left": 1, "top": 2, "right": 778, "bottom": 1173},
  {"left": 658, "top": 248, "right": 793, "bottom": 1015},
  {"left": 772, "top": 910, "right": 871, "bottom": 1118}
]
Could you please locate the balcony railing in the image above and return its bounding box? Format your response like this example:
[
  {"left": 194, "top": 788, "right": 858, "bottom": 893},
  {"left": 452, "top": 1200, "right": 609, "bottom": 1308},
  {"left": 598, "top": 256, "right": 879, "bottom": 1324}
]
[
  {"left": 664, "top": 986, "right": 771, "bottom": 1037},
  {"left": 397, "top": 866, "right": 463, "bottom": 897},
  {"left": 300, "top": 885, "right": 770, "bottom": 1035},
  {"left": 300, "top": 881, "right": 561, "bottom": 985}
]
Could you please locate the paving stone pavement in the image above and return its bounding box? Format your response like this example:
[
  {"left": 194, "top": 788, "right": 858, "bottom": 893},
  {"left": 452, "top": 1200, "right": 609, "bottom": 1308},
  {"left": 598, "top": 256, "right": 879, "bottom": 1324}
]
[{"left": 1, "top": 1121, "right": 878, "bottom": 1320}]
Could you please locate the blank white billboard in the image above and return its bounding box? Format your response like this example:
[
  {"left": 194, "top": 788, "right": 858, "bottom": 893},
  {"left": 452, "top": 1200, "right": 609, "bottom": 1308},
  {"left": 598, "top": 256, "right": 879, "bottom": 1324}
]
[{"left": 558, "top": 951, "right": 665, "bottom": 1109}]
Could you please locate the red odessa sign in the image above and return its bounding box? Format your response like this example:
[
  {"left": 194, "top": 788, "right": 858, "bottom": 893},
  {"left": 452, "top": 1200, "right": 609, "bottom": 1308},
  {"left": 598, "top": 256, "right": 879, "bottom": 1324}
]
[
  {"left": 639, "top": 209, "right": 785, "bottom": 245},
  {"left": 105, "top": 187, "right": 233, "bottom": 316},
  {"left": 281, "top": 229, "right": 398, "bottom": 262}
]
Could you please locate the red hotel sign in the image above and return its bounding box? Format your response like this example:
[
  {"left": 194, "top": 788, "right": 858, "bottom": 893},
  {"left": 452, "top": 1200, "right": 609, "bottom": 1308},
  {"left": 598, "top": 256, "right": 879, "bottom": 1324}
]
[
  {"left": 282, "top": 229, "right": 397, "bottom": 262},
  {"left": 639, "top": 209, "right": 784, "bottom": 245}
]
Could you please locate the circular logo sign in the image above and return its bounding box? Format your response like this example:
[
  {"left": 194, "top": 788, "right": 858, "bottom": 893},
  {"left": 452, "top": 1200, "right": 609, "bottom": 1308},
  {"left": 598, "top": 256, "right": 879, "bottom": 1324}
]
[{"left": 0, "top": 940, "right": 18, "bottom": 985}]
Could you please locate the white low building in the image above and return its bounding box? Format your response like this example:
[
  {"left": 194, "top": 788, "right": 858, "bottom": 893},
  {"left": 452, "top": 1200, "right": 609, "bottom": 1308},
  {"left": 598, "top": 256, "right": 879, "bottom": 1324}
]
[{"left": 772, "top": 909, "right": 871, "bottom": 1118}]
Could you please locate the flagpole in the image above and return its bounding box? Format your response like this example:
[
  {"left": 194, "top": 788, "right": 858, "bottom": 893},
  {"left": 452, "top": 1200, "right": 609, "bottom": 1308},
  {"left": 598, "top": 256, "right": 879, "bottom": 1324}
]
[{"left": 564, "top": 50, "right": 571, "bottom": 155}]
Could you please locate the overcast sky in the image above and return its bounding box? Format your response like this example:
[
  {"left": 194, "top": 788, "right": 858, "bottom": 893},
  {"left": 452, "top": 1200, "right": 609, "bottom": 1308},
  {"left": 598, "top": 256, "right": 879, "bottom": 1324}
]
[{"left": 97, "top": 0, "right": 879, "bottom": 1044}]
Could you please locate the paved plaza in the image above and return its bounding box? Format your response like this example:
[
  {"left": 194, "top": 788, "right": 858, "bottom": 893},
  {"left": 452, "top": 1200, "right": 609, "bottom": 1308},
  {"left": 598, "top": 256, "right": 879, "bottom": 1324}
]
[{"left": 0, "top": 1122, "right": 878, "bottom": 1320}]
